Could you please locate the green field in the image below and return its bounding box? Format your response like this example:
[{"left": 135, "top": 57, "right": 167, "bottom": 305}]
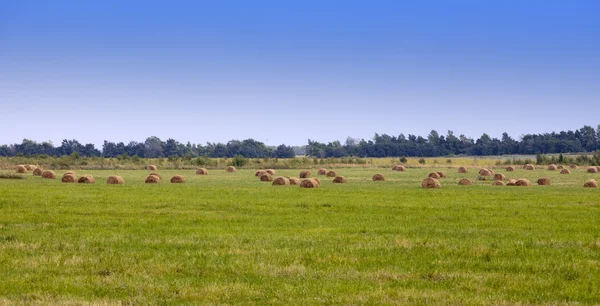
[{"left": 0, "top": 167, "right": 599, "bottom": 304}]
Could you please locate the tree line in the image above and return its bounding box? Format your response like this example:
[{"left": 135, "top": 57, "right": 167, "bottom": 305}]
[{"left": 1, "top": 124, "right": 599, "bottom": 158}]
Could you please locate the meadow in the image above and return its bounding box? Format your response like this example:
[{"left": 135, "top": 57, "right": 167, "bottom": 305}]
[{"left": 0, "top": 166, "right": 599, "bottom": 304}]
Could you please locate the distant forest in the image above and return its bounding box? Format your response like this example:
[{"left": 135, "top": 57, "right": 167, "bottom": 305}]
[{"left": 1, "top": 125, "right": 599, "bottom": 158}]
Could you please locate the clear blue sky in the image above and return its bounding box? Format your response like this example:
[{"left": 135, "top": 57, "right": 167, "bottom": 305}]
[{"left": 1, "top": 0, "right": 599, "bottom": 147}]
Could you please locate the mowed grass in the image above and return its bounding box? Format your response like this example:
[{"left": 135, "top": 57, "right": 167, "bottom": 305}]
[{"left": 0, "top": 167, "right": 599, "bottom": 304}]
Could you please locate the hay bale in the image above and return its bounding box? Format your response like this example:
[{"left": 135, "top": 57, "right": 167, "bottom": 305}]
[
  {"left": 457, "top": 167, "right": 468, "bottom": 173},
  {"left": 318, "top": 168, "right": 327, "bottom": 175},
  {"left": 436, "top": 171, "right": 446, "bottom": 178},
  {"left": 515, "top": 178, "right": 532, "bottom": 186},
  {"left": 33, "top": 168, "right": 43, "bottom": 176},
  {"left": 372, "top": 174, "right": 385, "bottom": 181},
  {"left": 147, "top": 165, "right": 157, "bottom": 171},
  {"left": 560, "top": 169, "right": 570, "bottom": 174},
  {"left": 524, "top": 164, "right": 535, "bottom": 170},
  {"left": 145, "top": 175, "right": 161, "bottom": 184},
  {"left": 570, "top": 164, "right": 578, "bottom": 169},
  {"left": 428, "top": 172, "right": 440, "bottom": 179},
  {"left": 41, "top": 170, "right": 56, "bottom": 179},
  {"left": 226, "top": 166, "right": 237, "bottom": 172},
  {"left": 107, "top": 175, "right": 125, "bottom": 184},
  {"left": 171, "top": 175, "right": 186, "bottom": 183},
  {"left": 326, "top": 170, "right": 337, "bottom": 177},
  {"left": 149, "top": 172, "right": 162, "bottom": 179},
  {"left": 458, "top": 178, "right": 472, "bottom": 185},
  {"left": 557, "top": 165, "right": 564, "bottom": 169},
  {"left": 288, "top": 177, "right": 301, "bottom": 185},
  {"left": 493, "top": 173, "right": 506, "bottom": 181},
  {"left": 259, "top": 174, "right": 273, "bottom": 182},
  {"left": 479, "top": 169, "right": 493, "bottom": 176},
  {"left": 392, "top": 165, "right": 406, "bottom": 171},
  {"left": 15, "top": 165, "right": 27, "bottom": 174},
  {"left": 537, "top": 178, "right": 551, "bottom": 185},
  {"left": 196, "top": 168, "right": 208, "bottom": 175},
  {"left": 584, "top": 179, "right": 598, "bottom": 188},
  {"left": 61, "top": 173, "right": 77, "bottom": 183},
  {"left": 272, "top": 177, "right": 290, "bottom": 186},
  {"left": 64, "top": 171, "right": 76, "bottom": 176},
  {"left": 492, "top": 180, "right": 506, "bottom": 186},
  {"left": 506, "top": 166, "right": 515, "bottom": 172},
  {"left": 421, "top": 178, "right": 441, "bottom": 188},
  {"left": 597, "top": 166, "right": 600, "bottom": 172},
  {"left": 300, "top": 178, "right": 320, "bottom": 188},
  {"left": 547, "top": 164, "right": 557, "bottom": 171},
  {"left": 255, "top": 170, "right": 266, "bottom": 177},
  {"left": 299, "top": 170, "right": 311, "bottom": 178},
  {"left": 332, "top": 176, "right": 346, "bottom": 184},
  {"left": 314, "top": 178, "right": 321, "bottom": 185},
  {"left": 587, "top": 167, "right": 598, "bottom": 173},
  {"left": 24, "top": 165, "right": 34, "bottom": 171},
  {"left": 506, "top": 179, "right": 518, "bottom": 186},
  {"left": 78, "top": 175, "right": 96, "bottom": 184},
  {"left": 266, "top": 169, "right": 276, "bottom": 175}
]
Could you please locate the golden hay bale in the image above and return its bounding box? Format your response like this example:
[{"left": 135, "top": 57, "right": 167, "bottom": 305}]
[
  {"left": 493, "top": 173, "right": 506, "bottom": 181},
  {"left": 266, "top": 169, "right": 276, "bottom": 175},
  {"left": 392, "top": 165, "right": 406, "bottom": 171},
  {"left": 436, "top": 171, "right": 446, "bottom": 178},
  {"left": 259, "top": 174, "right": 273, "bottom": 182},
  {"left": 226, "top": 166, "right": 237, "bottom": 172},
  {"left": 171, "top": 175, "right": 186, "bottom": 183},
  {"left": 457, "top": 167, "right": 468, "bottom": 173},
  {"left": 326, "top": 170, "right": 337, "bottom": 177},
  {"left": 570, "top": 164, "right": 578, "bottom": 169},
  {"left": 560, "top": 169, "right": 570, "bottom": 174},
  {"left": 318, "top": 168, "right": 327, "bottom": 175},
  {"left": 300, "top": 178, "right": 320, "bottom": 188},
  {"left": 33, "top": 168, "right": 43, "bottom": 176},
  {"left": 458, "top": 178, "right": 472, "bottom": 185},
  {"left": 314, "top": 178, "right": 321, "bottom": 185},
  {"left": 372, "top": 174, "right": 385, "bottom": 181},
  {"left": 537, "top": 178, "right": 551, "bottom": 185},
  {"left": 272, "top": 177, "right": 290, "bottom": 186},
  {"left": 583, "top": 179, "right": 598, "bottom": 188},
  {"left": 15, "top": 165, "right": 27, "bottom": 174},
  {"left": 479, "top": 169, "right": 493, "bottom": 176},
  {"left": 61, "top": 173, "right": 77, "bottom": 183},
  {"left": 557, "top": 165, "right": 564, "bottom": 169},
  {"left": 41, "top": 170, "right": 56, "bottom": 179},
  {"left": 587, "top": 167, "right": 598, "bottom": 173},
  {"left": 428, "top": 172, "right": 440, "bottom": 179},
  {"left": 547, "top": 164, "right": 557, "bottom": 171},
  {"left": 515, "top": 178, "right": 532, "bottom": 186},
  {"left": 64, "top": 171, "right": 76, "bottom": 176},
  {"left": 492, "top": 180, "right": 506, "bottom": 186},
  {"left": 78, "top": 175, "right": 95, "bottom": 184},
  {"left": 332, "top": 176, "right": 347, "bottom": 184},
  {"left": 24, "top": 165, "right": 34, "bottom": 171},
  {"left": 506, "top": 166, "right": 515, "bottom": 172},
  {"left": 107, "top": 175, "right": 125, "bottom": 184},
  {"left": 196, "top": 168, "right": 208, "bottom": 175},
  {"left": 299, "top": 170, "right": 311, "bottom": 178},
  {"left": 288, "top": 177, "right": 301, "bottom": 185},
  {"left": 147, "top": 165, "right": 157, "bottom": 171},
  {"left": 597, "top": 166, "right": 600, "bottom": 172},
  {"left": 145, "top": 175, "right": 161, "bottom": 184},
  {"left": 524, "top": 164, "right": 535, "bottom": 170},
  {"left": 149, "top": 172, "right": 162, "bottom": 179},
  {"left": 506, "top": 179, "right": 518, "bottom": 186},
  {"left": 421, "top": 178, "right": 441, "bottom": 188},
  {"left": 255, "top": 170, "right": 266, "bottom": 177}
]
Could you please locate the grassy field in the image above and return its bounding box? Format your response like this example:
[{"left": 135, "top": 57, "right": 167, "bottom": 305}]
[{"left": 0, "top": 167, "right": 599, "bottom": 304}]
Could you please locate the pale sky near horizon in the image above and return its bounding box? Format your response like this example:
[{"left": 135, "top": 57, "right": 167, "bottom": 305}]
[{"left": 1, "top": 1, "right": 599, "bottom": 148}]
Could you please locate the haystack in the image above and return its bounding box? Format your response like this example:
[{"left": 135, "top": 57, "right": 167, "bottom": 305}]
[
  {"left": 392, "top": 165, "right": 406, "bottom": 171},
  {"left": 33, "top": 168, "right": 43, "bottom": 176},
  {"left": 547, "top": 164, "right": 557, "bottom": 171},
  {"left": 61, "top": 173, "right": 77, "bottom": 183},
  {"left": 259, "top": 174, "right": 273, "bottom": 182},
  {"left": 583, "top": 179, "right": 598, "bottom": 188},
  {"left": 506, "top": 166, "right": 515, "bottom": 172},
  {"left": 587, "top": 167, "right": 598, "bottom": 173},
  {"left": 372, "top": 174, "right": 385, "bottom": 181},
  {"left": 537, "top": 178, "right": 551, "bottom": 185},
  {"left": 288, "top": 177, "right": 301, "bottom": 185},
  {"left": 171, "top": 175, "right": 186, "bottom": 183},
  {"left": 24, "top": 165, "right": 34, "bottom": 171},
  {"left": 570, "top": 164, "right": 578, "bottom": 169},
  {"left": 492, "top": 180, "right": 506, "bottom": 186},
  {"left": 41, "top": 170, "right": 56, "bottom": 179},
  {"left": 428, "top": 172, "right": 440, "bottom": 179},
  {"left": 493, "top": 173, "right": 506, "bottom": 181},
  {"left": 326, "top": 170, "right": 337, "bottom": 177},
  {"left": 436, "top": 171, "right": 446, "bottom": 178},
  {"left": 318, "top": 168, "right": 327, "bottom": 175},
  {"left": 597, "top": 166, "right": 600, "bottom": 172},
  {"left": 255, "top": 170, "right": 266, "bottom": 177},
  {"left": 64, "top": 171, "right": 76, "bottom": 176},
  {"left": 147, "top": 165, "right": 157, "bottom": 171},
  {"left": 196, "top": 168, "right": 208, "bottom": 175},
  {"left": 145, "top": 175, "right": 161, "bottom": 184},
  {"left": 506, "top": 179, "right": 518, "bottom": 186},
  {"left": 149, "top": 172, "right": 162, "bottom": 179},
  {"left": 458, "top": 178, "right": 472, "bottom": 185},
  {"left": 479, "top": 169, "right": 493, "bottom": 176},
  {"left": 15, "top": 165, "right": 27, "bottom": 174},
  {"left": 299, "top": 170, "right": 311, "bottom": 178},
  {"left": 78, "top": 175, "right": 96, "bottom": 184},
  {"left": 560, "top": 169, "right": 570, "bottom": 174},
  {"left": 515, "top": 178, "right": 532, "bottom": 186},
  {"left": 266, "top": 169, "right": 276, "bottom": 175},
  {"left": 421, "top": 178, "right": 441, "bottom": 188},
  {"left": 314, "top": 178, "right": 321, "bottom": 185},
  {"left": 557, "top": 165, "right": 564, "bottom": 169},
  {"left": 226, "top": 166, "right": 237, "bottom": 172},
  {"left": 300, "top": 178, "right": 320, "bottom": 188},
  {"left": 457, "top": 167, "right": 468, "bottom": 173},
  {"left": 332, "top": 176, "right": 347, "bottom": 184},
  {"left": 272, "top": 177, "right": 290, "bottom": 186},
  {"left": 107, "top": 176, "right": 125, "bottom": 184},
  {"left": 524, "top": 164, "right": 535, "bottom": 170}
]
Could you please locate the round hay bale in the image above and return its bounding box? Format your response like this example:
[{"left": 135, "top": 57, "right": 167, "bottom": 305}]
[
  {"left": 170, "top": 175, "right": 186, "bottom": 183},
  {"left": 515, "top": 178, "right": 532, "bottom": 186},
  {"left": 493, "top": 173, "right": 506, "bottom": 181},
  {"left": 15, "top": 165, "right": 27, "bottom": 174},
  {"left": 78, "top": 175, "right": 95, "bottom": 184},
  {"left": 226, "top": 166, "right": 237, "bottom": 172},
  {"left": 392, "top": 165, "right": 406, "bottom": 171},
  {"left": 458, "top": 178, "right": 472, "bottom": 185},
  {"left": 266, "top": 169, "right": 276, "bottom": 175},
  {"left": 570, "top": 164, "right": 578, "bottom": 169},
  {"left": 255, "top": 170, "right": 267, "bottom": 177},
  {"left": 332, "top": 176, "right": 347, "bottom": 184},
  {"left": 145, "top": 175, "right": 161, "bottom": 184},
  {"left": 300, "top": 178, "right": 320, "bottom": 188},
  {"left": 457, "top": 167, "right": 468, "bottom": 173},
  {"left": 583, "top": 179, "right": 598, "bottom": 188},
  {"left": 64, "top": 171, "right": 76, "bottom": 176},
  {"left": 147, "top": 165, "right": 157, "bottom": 171},
  {"left": 326, "top": 170, "right": 337, "bottom": 177},
  {"left": 506, "top": 166, "right": 515, "bottom": 172},
  {"left": 299, "top": 170, "right": 311, "bottom": 178},
  {"left": 557, "top": 165, "right": 564, "bottom": 169},
  {"left": 318, "top": 168, "right": 327, "bottom": 175},
  {"left": 524, "top": 164, "right": 535, "bottom": 170},
  {"left": 372, "top": 174, "right": 385, "bottom": 181},
  {"left": 421, "top": 178, "right": 441, "bottom": 188},
  {"left": 436, "top": 171, "right": 446, "bottom": 178},
  {"left": 492, "top": 180, "right": 506, "bottom": 186},
  {"left": 272, "top": 177, "right": 290, "bottom": 186},
  {"left": 288, "top": 177, "right": 301, "bottom": 185},
  {"left": 259, "top": 174, "right": 273, "bottom": 182},
  {"left": 537, "top": 178, "right": 551, "bottom": 185},
  {"left": 597, "top": 166, "right": 600, "bottom": 172},
  {"left": 33, "top": 168, "right": 43, "bottom": 176},
  {"left": 41, "top": 170, "right": 56, "bottom": 179},
  {"left": 149, "top": 172, "right": 162, "bottom": 179},
  {"left": 479, "top": 169, "right": 493, "bottom": 176},
  {"left": 506, "top": 179, "right": 518, "bottom": 186},
  {"left": 587, "top": 167, "right": 598, "bottom": 173},
  {"left": 196, "top": 168, "right": 208, "bottom": 175},
  {"left": 547, "top": 164, "right": 557, "bottom": 171},
  {"left": 107, "top": 175, "right": 125, "bottom": 184},
  {"left": 314, "top": 178, "right": 321, "bottom": 185},
  {"left": 24, "top": 165, "right": 34, "bottom": 171},
  {"left": 560, "top": 169, "right": 570, "bottom": 174},
  {"left": 428, "top": 172, "right": 440, "bottom": 179},
  {"left": 61, "top": 173, "right": 77, "bottom": 183}
]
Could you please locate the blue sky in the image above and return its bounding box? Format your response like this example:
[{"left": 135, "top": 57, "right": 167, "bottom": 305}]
[{"left": 1, "top": 0, "right": 599, "bottom": 147}]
